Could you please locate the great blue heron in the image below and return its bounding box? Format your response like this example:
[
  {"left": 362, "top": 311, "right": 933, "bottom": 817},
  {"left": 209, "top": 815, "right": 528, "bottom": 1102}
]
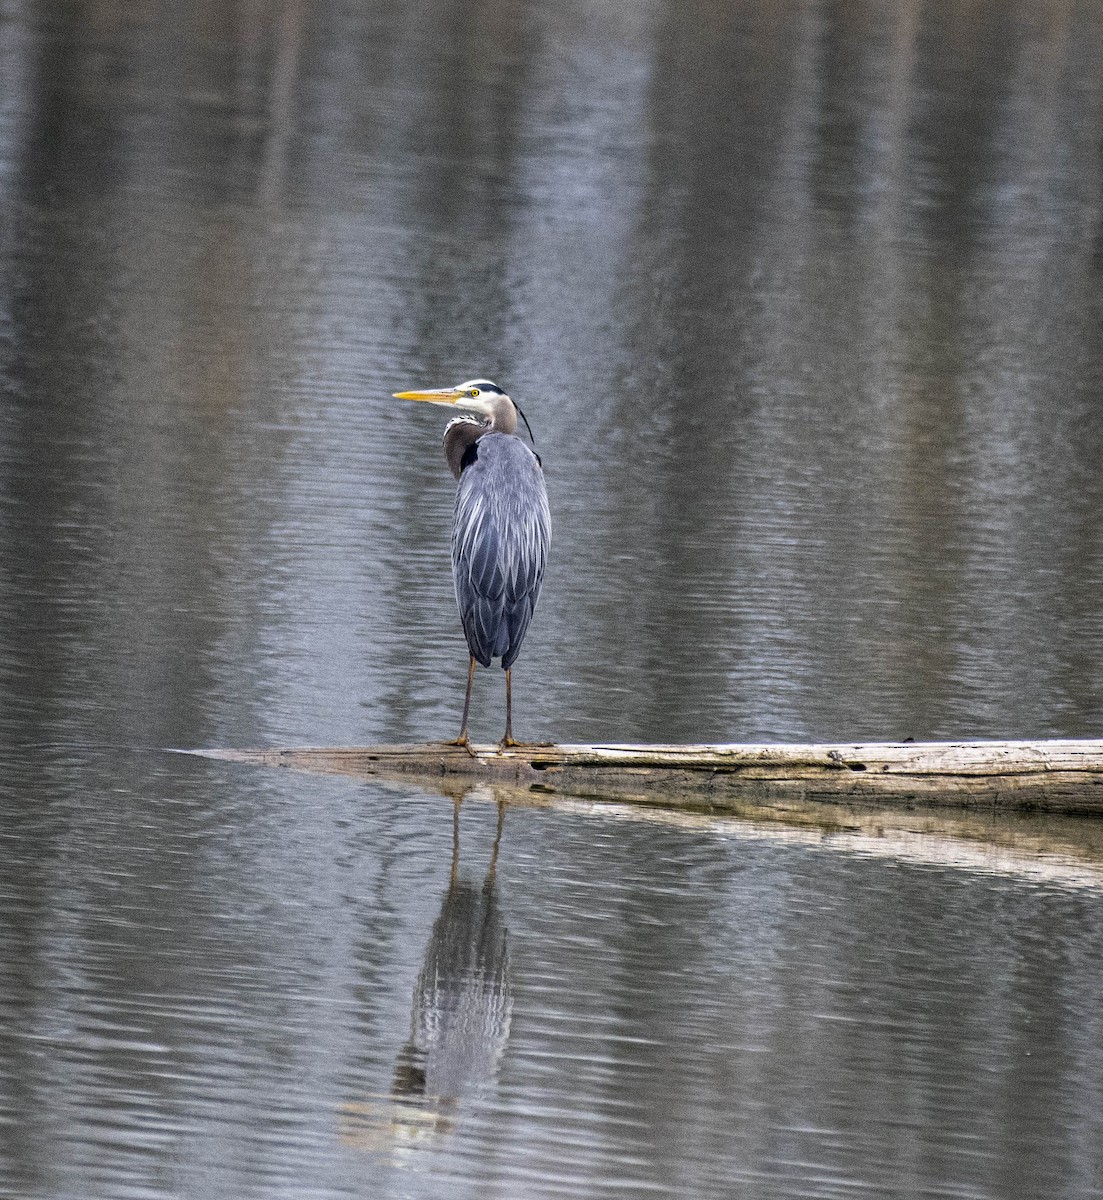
[{"left": 393, "top": 379, "right": 551, "bottom": 747}]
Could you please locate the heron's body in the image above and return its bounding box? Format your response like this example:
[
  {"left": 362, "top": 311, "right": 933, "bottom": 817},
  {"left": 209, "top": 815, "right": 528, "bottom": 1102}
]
[
  {"left": 393, "top": 379, "right": 551, "bottom": 746},
  {"left": 451, "top": 430, "right": 550, "bottom": 669}
]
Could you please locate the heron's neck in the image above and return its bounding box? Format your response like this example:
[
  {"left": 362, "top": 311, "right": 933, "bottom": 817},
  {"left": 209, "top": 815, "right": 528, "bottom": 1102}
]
[
  {"left": 443, "top": 418, "right": 483, "bottom": 481},
  {"left": 443, "top": 397, "right": 517, "bottom": 478},
  {"left": 487, "top": 395, "right": 517, "bottom": 434}
]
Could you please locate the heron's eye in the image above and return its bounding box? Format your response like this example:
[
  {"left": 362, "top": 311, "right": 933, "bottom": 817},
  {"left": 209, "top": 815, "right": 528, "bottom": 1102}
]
[{"left": 469, "top": 388, "right": 480, "bottom": 397}]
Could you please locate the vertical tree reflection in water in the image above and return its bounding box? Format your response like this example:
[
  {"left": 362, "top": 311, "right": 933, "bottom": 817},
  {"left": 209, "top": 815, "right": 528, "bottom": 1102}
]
[{"left": 342, "top": 800, "right": 511, "bottom": 1156}]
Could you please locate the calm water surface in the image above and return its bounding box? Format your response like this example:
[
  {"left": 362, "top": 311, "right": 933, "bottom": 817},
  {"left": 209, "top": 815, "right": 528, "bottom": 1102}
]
[{"left": 2, "top": 0, "right": 1103, "bottom": 1196}]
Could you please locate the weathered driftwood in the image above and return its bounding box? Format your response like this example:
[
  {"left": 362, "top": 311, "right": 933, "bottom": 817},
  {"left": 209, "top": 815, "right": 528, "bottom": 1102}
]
[{"left": 189, "top": 739, "right": 1103, "bottom": 816}]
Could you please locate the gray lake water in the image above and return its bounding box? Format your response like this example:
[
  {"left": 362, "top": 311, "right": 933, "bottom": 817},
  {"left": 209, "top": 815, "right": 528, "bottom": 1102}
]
[{"left": 2, "top": 0, "right": 1103, "bottom": 1197}]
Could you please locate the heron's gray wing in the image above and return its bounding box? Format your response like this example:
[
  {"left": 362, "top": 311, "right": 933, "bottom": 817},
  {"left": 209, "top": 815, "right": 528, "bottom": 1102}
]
[
  {"left": 452, "top": 471, "right": 506, "bottom": 666},
  {"left": 498, "top": 462, "right": 550, "bottom": 668},
  {"left": 451, "top": 436, "right": 550, "bottom": 668}
]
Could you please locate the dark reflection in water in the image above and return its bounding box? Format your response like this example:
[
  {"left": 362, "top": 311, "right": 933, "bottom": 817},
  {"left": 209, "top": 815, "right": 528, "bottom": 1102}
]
[
  {"left": 341, "top": 799, "right": 510, "bottom": 1157},
  {"left": 390, "top": 801, "right": 510, "bottom": 1116},
  {"left": 2, "top": 0, "right": 1103, "bottom": 1198},
  {"left": 0, "top": 757, "right": 1102, "bottom": 1199}
]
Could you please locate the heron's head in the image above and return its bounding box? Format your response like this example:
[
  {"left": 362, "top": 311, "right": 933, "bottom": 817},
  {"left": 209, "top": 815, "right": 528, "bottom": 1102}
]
[
  {"left": 393, "top": 378, "right": 535, "bottom": 443},
  {"left": 393, "top": 379, "right": 506, "bottom": 421}
]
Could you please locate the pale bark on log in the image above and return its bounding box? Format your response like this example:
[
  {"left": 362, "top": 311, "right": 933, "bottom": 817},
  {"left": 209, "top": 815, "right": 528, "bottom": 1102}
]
[{"left": 185, "top": 739, "right": 1103, "bottom": 816}]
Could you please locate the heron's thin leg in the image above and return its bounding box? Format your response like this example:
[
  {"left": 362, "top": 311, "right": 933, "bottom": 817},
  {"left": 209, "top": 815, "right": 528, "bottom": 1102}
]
[
  {"left": 448, "top": 656, "right": 478, "bottom": 756},
  {"left": 500, "top": 667, "right": 519, "bottom": 749}
]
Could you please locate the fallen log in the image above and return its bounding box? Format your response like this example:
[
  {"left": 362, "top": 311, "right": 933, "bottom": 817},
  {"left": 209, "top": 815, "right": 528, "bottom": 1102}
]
[{"left": 186, "top": 739, "right": 1103, "bottom": 816}]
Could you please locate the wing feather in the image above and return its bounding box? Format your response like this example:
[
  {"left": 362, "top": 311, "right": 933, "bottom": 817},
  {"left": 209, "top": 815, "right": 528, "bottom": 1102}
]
[{"left": 451, "top": 434, "right": 550, "bottom": 668}]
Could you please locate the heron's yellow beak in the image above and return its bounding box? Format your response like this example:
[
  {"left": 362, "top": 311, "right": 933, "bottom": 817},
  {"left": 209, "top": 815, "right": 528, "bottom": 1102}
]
[{"left": 393, "top": 387, "right": 465, "bottom": 405}]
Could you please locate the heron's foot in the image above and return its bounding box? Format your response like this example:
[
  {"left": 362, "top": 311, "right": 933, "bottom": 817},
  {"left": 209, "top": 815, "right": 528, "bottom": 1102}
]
[
  {"left": 446, "top": 734, "right": 479, "bottom": 759},
  {"left": 498, "top": 737, "right": 555, "bottom": 751}
]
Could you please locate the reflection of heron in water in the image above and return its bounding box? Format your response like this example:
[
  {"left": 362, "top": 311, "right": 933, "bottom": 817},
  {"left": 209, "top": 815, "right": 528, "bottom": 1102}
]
[{"left": 391, "top": 798, "right": 511, "bottom": 1115}]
